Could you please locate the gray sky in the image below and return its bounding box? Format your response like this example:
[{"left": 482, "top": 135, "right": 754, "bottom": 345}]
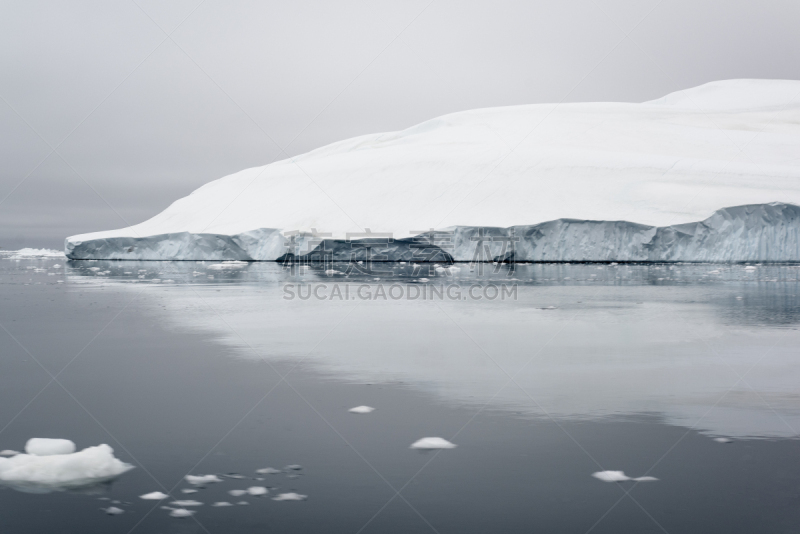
[{"left": 2, "top": 0, "right": 799, "bottom": 249}]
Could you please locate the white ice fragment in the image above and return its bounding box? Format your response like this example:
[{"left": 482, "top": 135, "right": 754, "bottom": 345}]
[
  {"left": 714, "top": 437, "right": 733, "bottom": 443},
  {"left": 418, "top": 278, "right": 429, "bottom": 282},
  {"left": 410, "top": 437, "right": 457, "bottom": 450},
  {"left": 181, "top": 488, "right": 198, "bottom": 494},
  {"left": 103, "top": 506, "right": 124, "bottom": 515},
  {"left": 592, "top": 470, "right": 658, "bottom": 482},
  {"left": 7, "top": 248, "right": 65, "bottom": 259},
  {"left": 272, "top": 492, "right": 307, "bottom": 501},
  {"left": 170, "top": 500, "right": 203, "bottom": 507},
  {"left": 592, "top": 470, "right": 630, "bottom": 482},
  {"left": 212, "top": 501, "right": 233, "bottom": 507},
  {"left": 0, "top": 442, "right": 132, "bottom": 492},
  {"left": 140, "top": 491, "right": 169, "bottom": 500},
  {"left": 349, "top": 406, "right": 375, "bottom": 414},
  {"left": 237, "top": 501, "right": 250, "bottom": 505},
  {"left": 435, "top": 267, "right": 445, "bottom": 272},
  {"left": 247, "top": 486, "right": 268, "bottom": 496},
  {"left": 745, "top": 265, "right": 757, "bottom": 271},
  {"left": 0, "top": 450, "right": 20, "bottom": 457},
  {"left": 89, "top": 267, "right": 101, "bottom": 272},
  {"left": 169, "top": 508, "right": 195, "bottom": 518},
  {"left": 284, "top": 464, "right": 303, "bottom": 471},
  {"left": 185, "top": 474, "right": 222, "bottom": 485},
  {"left": 228, "top": 489, "right": 247, "bottom": 497},
  {"left": 255, "top": 467, "right": 281, "bottom": 475}
]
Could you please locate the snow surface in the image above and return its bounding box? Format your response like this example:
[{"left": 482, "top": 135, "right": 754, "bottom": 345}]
[
  {"left": 0, "top": 443, "right": 133, "bottom": 492},
  {"left": 65, "top": 79, "right": 800, "bottom": 262},
  {"left": 25, "top": 438, "right": 76, "bottom": 456},
  {"left": 410, "top": 437, "right": 457, "bottom": 450}
]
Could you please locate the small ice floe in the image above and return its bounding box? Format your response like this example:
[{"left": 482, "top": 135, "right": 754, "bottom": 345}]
[
  {"left": 169, "top": 508, "right": 195, "bottom": 518},
  {"left": 170, "top": 500, "right": 203, "bottom": 507},
  {"left": 237, "top": 501, "right": 250, "bottom": 505},
  {"left": 591, "top": 470, "right": 658, "bottom": 482},
  {"left": 89, "top": 267, "right": 101, "bottom": 272},
  {"left": 272, "top": 492, "right": 307, "bottom": 501},
  {"left": 418, "top": 278, "right": 429, "bottom": 282},
  {"left": 708, "top": 270, "right": 721, "bottom": 274},
  {"left": 324, "top": 269, "right": 338, "bottom": 275},
  {"left": 207, "top": 261, "right": 248, "bottom": 270},
  {"left": 284, "top": 464, "right": 303, "bottom": 471},
  {"left": 181, "top": 488, "right": 198, "bottom": 494},
  {"left": 449, "top": 266, "right": 461, "bottom": 272},
  {"left": 0, "top": 450, "right": 20, "bottom": 457},
  {"left": 410, "top": 437, "right": 457, "bottom": 450},
  {"left": 713, "top": 437, "right": 733, "bottom": 443},
  {"left": 247, "top": 486, "right": 268, "bottom": 496},
  {"left": 228, "top": 489, "right": 248, "bottom": 497},
  {"left": 744, "top": 265, "right": 757, "bottom": 271},
  {"left": 348, "top": 406, "right": 375, "bottom": 414},
  {"left": 0, "top": 439, "right": 133, "bottom": 492},
  {"left": 185, "top": 474, "right": 222, "bottom": 485},
  {"left": 255, "top": 467, "right": 281, "bottom": 475},
  {"left": 7, "top": 248, "right": 65, "bottom": 259},
  {"left": 103, "top": 506, "right": 125, "bottom": 515},
  {"left": 212, "top": 501, "right": 233, "bottom": 507},
  {"left": 140, "top": 491, "right": 169, "bottom": 500},
  {"left": 434, "top": 266, "right": 445, "bottom": 273}
]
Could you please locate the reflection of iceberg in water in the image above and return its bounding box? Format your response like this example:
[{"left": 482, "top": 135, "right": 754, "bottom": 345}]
[{"left": 65, "top": 263, "right": 800, "bottom": 439}]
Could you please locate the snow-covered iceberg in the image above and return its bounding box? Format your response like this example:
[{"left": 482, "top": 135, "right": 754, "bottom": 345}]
[
  {"left": 0, "top": 439, "right": 134, "bottom": 493},
  {"left": 66, "top": 79, "right": 800, "bottom": 262}
]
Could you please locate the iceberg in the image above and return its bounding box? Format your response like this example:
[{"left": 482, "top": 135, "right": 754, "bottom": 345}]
[
  {"left": 0, "top": 440, "right": 133, "bottom": 493},
  {"left": 65, "top": 80, "right": 800, "bottom": 262}
]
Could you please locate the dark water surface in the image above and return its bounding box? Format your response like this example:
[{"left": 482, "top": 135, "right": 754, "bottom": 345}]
[{"left": 1, "top": 257, "right": 800, "bottom": 533}]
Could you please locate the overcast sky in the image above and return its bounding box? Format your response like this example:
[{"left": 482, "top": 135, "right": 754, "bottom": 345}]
[{"left": 2, "top": 0, "right": 799, "bottom": 248}]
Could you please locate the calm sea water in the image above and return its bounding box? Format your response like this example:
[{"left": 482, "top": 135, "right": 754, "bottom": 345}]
[{"left": 1, "top": 257, "right": 799, "bottom": 533}]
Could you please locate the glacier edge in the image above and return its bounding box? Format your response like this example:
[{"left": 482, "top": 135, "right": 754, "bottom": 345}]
[{"left": 65, "top": 202, "right": 800, "bottom": 262}]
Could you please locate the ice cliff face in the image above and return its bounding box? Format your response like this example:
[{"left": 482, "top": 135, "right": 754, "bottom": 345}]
[
  {"left": 66, "top": 202, "right": 800, "bottom": 262},
  {"left": 65, "top": 79, "right": 800, "bottom": 261}
]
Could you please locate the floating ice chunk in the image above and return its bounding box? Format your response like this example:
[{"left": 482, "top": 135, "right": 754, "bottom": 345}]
[
  {"left": 6, "top": 248, "right": 65, "bottom": 259},
  {"left": 247, "top": 486, "right": 268, "bottom": 496},
  {"left": 140, "top": 491, "right": 168, "bottom": 500},
  {"left": 237, "top": 501, "right": 250, "bottom": 505},
  {"left": 418, "top": 278, "right": 429, "bottom": 282},
  {"left": 207, "top": 261, "right": 248, "bottom": 270},
  {"left": 0, "top": 450, "right": 20, "bottom": 457},
  {"left": 349, "top": 405, "right": 375, "bottom": 414},
  {"left": 744, "top": 265, "right": 757, "bottom": 271},
  {"left": 185, "top": 474, "right": 222, "bottom": 485},
  {"left": 25, "top": 438, "right": 76, "bottom": 456},
  {"left": 272, "top": 492, "right": 307, "bottom": 501},
  {"left": 89, "top": 267, "right": 101, "bottom": 272},
  {"left": 284, "top": 464, "right": 303, "bottom": 471},
  {"left": 170, "top": 500, "right": 203, "bottom": 507},
  {"left": 435, "top": 267, "right": 445, "bottom": 272},
  {"left": 592, "top": 470, "right": 658, "bottom": 482},
  {"left": 181, "top": 488, "right": 198, "bottom": 494},
  {"left": 410, "top": 437, "right": 457, "bottom": 450},
  {"left": 222, "top": 473, "right": 246, "bottom": 479},
  {"left": 228, "top": 489, "right": 247, "bottom": 497},
  {"left": 592, "top": 470, "right": 630, "bottom": 482},
  {"left": 713, "top": 437, "right": 733, "bottom": 443},
  {"left": 0, "top": 443, "right": 133, "bottom": 492},
  {"left": 255, "top": 467, "right": 281, "bottom": 475},
  {"left": 212, "top": 501, "right": 233, "bottom": 507},
  {"left": 103, "top": 506, "right": 124, "bottom": 515},
  {"left": 169, "top": 508, "right": 195, "bottom": 518}
]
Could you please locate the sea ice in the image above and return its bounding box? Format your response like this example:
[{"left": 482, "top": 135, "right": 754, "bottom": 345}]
[
  {"left": 103, "top": 506, "right": 124, "bottom": 515},
  {"left": 140, "top": 491, "right": 169, "bottom": 500},
  {"left": 348, "top": 405, "right": 375, "bottom": 414},
  {"left": 714, "top": 437, "right": 733, "bottom": 443},
  {"left": 255, "top": 467, "right": 281, "bottom": 475},
  {"left": 212, "top": 501, "right": 233, "bottom": 507},
  {"left": 0, "top": 442, "right": 133, "bottom": 492},
  {"left": 247, "top": 486, "right": 268, "bottom": 496},
  {"left": 169, "top": 508, "right": 195, "bottom": 518},
  {"left": 25, "top": 438, "right": 76, "bottom": 456},
  {"left": 410, "top": 437, "right": 457, "bottom": 450},
  {"left": 228, "top": 489, "right": 247, "bottom": 497},
  {"left": 185, "top": 474, "right": 222, "bottom": 485},
  {"left": 181, "top": 488, "right": 198, "bottom": 493},
  {"left": 592, "top": 470, "right": 658, "bottom": 482},
  {"left": 272, "top": 492, "right": 308, "bottom": 501}
]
